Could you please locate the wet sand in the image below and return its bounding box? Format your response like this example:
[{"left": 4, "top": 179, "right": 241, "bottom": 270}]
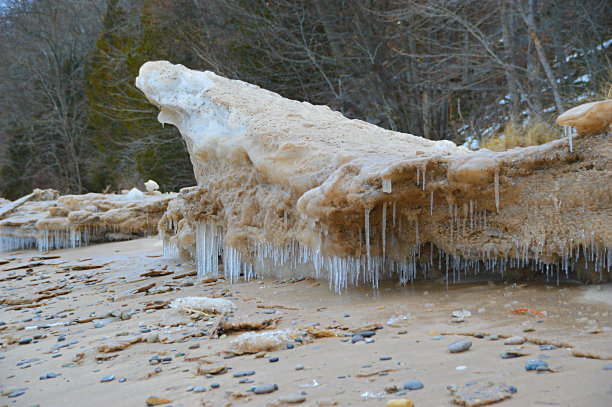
[{"left": 1, "top": 238, "right": 611, "bottom": 406}]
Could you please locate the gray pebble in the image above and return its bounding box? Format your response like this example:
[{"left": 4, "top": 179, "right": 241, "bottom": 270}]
[
  {"left": 525, "top": 358, "right": 548, "bottom": 371},
  {"left": 94, "top": 323, "right": 105, "bottom": 328},
  {"left": 449, "top": 340, "right": 472, "bottom": 353},
  {"left": 270, "top": 357, "right": 279, "bottom": 362},
  {"left": 602, "top": 364, "right": 612, "bottom": 370},
  {"left": 193, "top": 386, "right": 206, "bottom": 393},
  {"left": 146, "top": 332, "right": 159, "bottom": 343},
  {"left": 355, "top": 331, "right": 376, "bottom": 337},
  {"left": 295, "top": 364, "right": 304, "bottom": 370},
  {"left": 8, "top": 390, "right": 25, "bottom": 398},
  {"left": 380, "top": 356, "right": 392, "bottom": 361},
  {"left": 210, "top": 383, "right": 220, "bottom": 388},
  {"left": 351, "top": 335, "right": 364, "bottom": 343},
  {"left": 186, "top": 386, "right": 194, "bottom": 391},
  {"left": 18, "top": 337, "right": 33, "bottom": 345},
  {"left": 403, "top": 380, "right": 424, "bottom": 390},
  {"left": 46, "top": 372, "right": 57, "bottom": 378},
  {"left": 100, "top": 374, "right": 115, "bottom": 382},
  {"left": 253, "top": 384, "right": 278, "bottom": 394},
  {"left": 118, "top": 378, "right": 126, "bottom": 383}
]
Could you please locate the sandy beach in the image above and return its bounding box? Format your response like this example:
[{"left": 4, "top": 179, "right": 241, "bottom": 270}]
[{"left": 1, "top": 238, "right": 611, "bottom": 407}]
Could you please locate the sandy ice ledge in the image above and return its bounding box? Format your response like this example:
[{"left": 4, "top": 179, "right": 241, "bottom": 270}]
[{"left": 136, "top": 61, "right": 611, "bottom": 290}]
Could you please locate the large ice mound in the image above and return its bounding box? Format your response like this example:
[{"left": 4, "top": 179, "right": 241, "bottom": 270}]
[{"left": 137, "top": 61, "right": 611, "bottom": 289}]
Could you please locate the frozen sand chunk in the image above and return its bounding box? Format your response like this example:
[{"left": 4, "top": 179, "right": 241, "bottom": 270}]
[
  {"left": 169, "top": 296, "right": 236, "bottom": 314},
  {"left": 556, "top": 99, "right": 612, "bottom": 136},
  {"left": 137, "top": 61, "right": 612, "bottom": 288}
]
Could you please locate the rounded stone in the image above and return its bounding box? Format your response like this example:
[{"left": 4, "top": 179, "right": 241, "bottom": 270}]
[
  {"left": 269, "top": 357, "right": 279, "bottom": 363},
  {"left": 210, "top": 383, "right": 220, "bottom": 388},
  {"left": 503, "top": 336, "right": 525, "bottom": 345},
  {"left": 403, "top": 380, "right": 424, "bottom": 390},
  {"left": 387, "top": 399, "right": 413, "bottom": 407},
  {"left": 351, "top": 335, "right": 364, "bottom": 343},
  {"left": 253, "top": 384, "right": 278, "bottom": 394},
  {"left": 525, "top": 358, "right": 548, "bottom": 371},
  {"left": 449, "top": 340, "right": 472, "bottom": 353},
  {"left": 193, "top": 386, "right": 206, "bottom": 393},
  {"left": 146, "top": 332, "right": 159, "bottom": 343},
  {"left": 18, "top": 337, "right": 33, "bottom": 345},
  {"left": 100, "top": 374, "right": 115, "bottom": 382}
]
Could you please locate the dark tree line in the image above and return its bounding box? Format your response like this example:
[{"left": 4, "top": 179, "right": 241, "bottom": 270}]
[{"left": 0, "top": 0, "right": 610, "bottom": 199}]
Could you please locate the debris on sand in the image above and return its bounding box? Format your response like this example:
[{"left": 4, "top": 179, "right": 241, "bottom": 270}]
[
  {"left": 230, "top": 329, "right": 299, "bottom": 354},
  {"left": 169, "top": 296, "right": 236, "bottom": 314},
  {"left": 448, "top": 381, "right": 516, "bottom": 406}
]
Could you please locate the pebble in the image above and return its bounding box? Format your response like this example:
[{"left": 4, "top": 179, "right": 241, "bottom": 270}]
[
  {"left": 210, "top": 383, "right": 220, "bottom": 388},
  {"left": 239, "top": 377, "right": 251, "bottom": 383},
  {"left": 186, "top": 386, "right": 194, "bottom": 392},
  {"left": 540, "top": 345, "right": 555, "bottom": 351},
  {"left": 279, "top": 394, "right": 306, "bottom": 403},
  {"left": 119, "top": 378, "right": 126, "bottom": 383},
  {"left": 355, "top": 331, "right": 376, "bottom": 337},
  {"left": 188, "top": 343, "right": 200, "bottom": 349},
  {"left": 94, "top": 323, "right": 105, "bottom": 328},
  {"left": 253, "top": 384, "right": 278, "bottom": 394},
  {"left": 146, "top": 332, "right": 159, "bottom": 343},
  {"left": 344, "top": 314, "right": 350, "bottom": 317},
  {"left": 295, "top": 364, "right": 304, "bottom": 370},
  {"left": 386, "top": 399, "right": 413, "bottom": 407},
  {"left": 234, "top": 371, "right": 247, "bottom": 377},
  {"left": 503, "top": 336, "right": 525, "bottom": 345},
  {"left": 351, "top": 335, "right": 364, "bottom": 343},
  {"left": 270, "top": 357, "right": 279, "bottom": 363},
  {"left": 380, "top": 356, "right": 392, "bottom": 361},
  {"left": 8, "top": 390, "right": 25, "bottom": 398},
  {"left": 18, "top": 337, "right": 33, "bottom": 345},
  {"left": 403, "top": 380, "right": 424, "bottom": 390},
  {"left": 488, "top": 334, "right": 499, "bottom": 340},
  {"left": 449, "top": 340, "right": 472, "bottom": 353},
  {"left": 287, "top": 343, "right": 294, "bottom": 349},
  {"left": 145, "top": 397, "right": 172, "bottom": 406},
  {"left": 46, "top": 372, "right": 57, "bottom": 378},
  {"left": 100, "top": 374, "right": 115, "bottom": 382},
  {"left": 193, "top": 386, "right": 206, "bottom": 393},
  {"left": 57, "top": 336, "right": 66, "bottom": 342},
  {"left": 525, "top": 359, "right": 548, "bottom": 371}
]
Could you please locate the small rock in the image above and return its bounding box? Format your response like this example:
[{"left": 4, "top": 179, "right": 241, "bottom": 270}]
[
  {"left": 146, "top": 332, "right": 159, "bottom": 343},
  {"left": 279, "top": 393, "right": 306, "bottom": 403},
  {"left": 344, "top": 314, "right": 350, "bottom": 317},
  {"left": 403, "top": 380, "right": 423, "bottom": 390},
  {"left": 239, "top": 377, "right": 250, "bottom": 383},
  {"left": 188, "top": 343, "right": 200, "bottom": 349},
  {"left": 540, "top": 345, "right": 555, "bottom": 351},
  {"left": 210, "top": 383, "right": 220, "bottom": 388},
  {"left": 270, "top": 357, "right": 279, "bottom": 363},
  {"left": 119, "top": 378, "right": 126, "bottom": 383},
  {"left": 351, "top": 335, "right": 364, "bottom": 343},
  {"left": 380, "top": 356, "right": 392, "bottom": 361},
  {"left": 234, "top": 371, "right": 247, "bottom": 377},
  {"left": 193, "top": 386, "right": 206, "bottom": 393},
  {"left": 386, "top": 399, "right": 413, "bottom": 407},
  {"left": 94, "top": 323, "right": 105, "bottom": 328},
  {"left": 146, "top": 397, "right": 172, "bottom": 406},
  {"left": 255, "top": 351, "right": 266, "bottom": 358},
  {"left": 8, "top": 390, "right": 25, "bottom": 398},
  {"left": 287, "top": 343, "right": 294, "bottom": 349},
  {"left": 46, "top": 372, "right": 57, "bottom": 379},
  {"left": 253, "top": 384, "right": 278, "bottom": 394},
  {"left": 295, "top": 364, "right": 304, "bottom": 370},
  {"left": 503, "top": 336, "right": 525, "bottom": 345},
  {"left": 120, "top": 311, "right": 131, "bottom": 320},
  {"left": 525, "top": 359, "right": 548, "bottom": 371},
  {"left": 449, "top": 340, "right": 472, "bottom": 353},
  {"left": 18, "top": 337, "right": 33, "bottom": 345},
  {"left": 186, "top": 386, "right": 194, "bottom": 392},
  {"left": 100, "top": 374, "right": 115, "bottom": 382},
  {"left": 488, "top": 334, "right": 499, "bottom": 340}
]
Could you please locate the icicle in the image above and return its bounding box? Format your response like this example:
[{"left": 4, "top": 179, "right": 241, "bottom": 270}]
[
  {"left": 392, "top": 202, "right": 396, "bottom": 227},
  {"left": 469, "top": 200, "right": 473, "bottom": 233},
  {"left": 422, "top": 168, "right": 426, "bottom": 190},
  {"left": 382, "top": 178, "right": 392, "bottom": 193},
  {"left": 382, "top": 203, "right": 387, "bottom": 266},
  {"left": 494, "top": 171, "right": 500, "bottom": 213},
  {"left": 416, "top": 167, "right": 420, "bottom": 186},
  {"left": 365, "top": 209, "right": 371, "bottom": 274},
  {"left": 430, "top": 191, "right": 434, "bottom": 216}
]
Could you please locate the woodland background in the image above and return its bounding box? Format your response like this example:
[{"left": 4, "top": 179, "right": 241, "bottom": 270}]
[{"left": 0, "top": 0, "right": 610, "bottom": 199}]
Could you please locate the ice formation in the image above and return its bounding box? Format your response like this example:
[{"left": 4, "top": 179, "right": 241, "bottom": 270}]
[
  {"left": 556, "top": 99, "right": 612, "bottom": 136},
  {"left": 0, "top": 188, "right": 176, "bottom": 252},
  {"left": 137, "top": 61, "right": 612, "bottom": 288},
  {"left": 145, "top": 180, "right": 160, "bottom": 192}
]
